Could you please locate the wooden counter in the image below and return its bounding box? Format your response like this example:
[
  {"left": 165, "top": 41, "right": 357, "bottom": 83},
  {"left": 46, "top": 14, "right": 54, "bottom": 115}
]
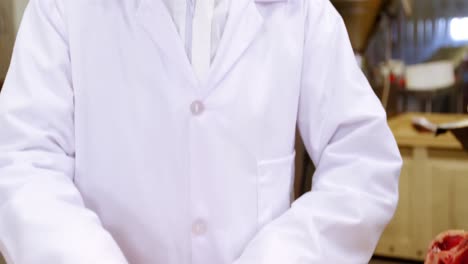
[{"left": 375, "top": 113, "right": 468, "bottom": 260}]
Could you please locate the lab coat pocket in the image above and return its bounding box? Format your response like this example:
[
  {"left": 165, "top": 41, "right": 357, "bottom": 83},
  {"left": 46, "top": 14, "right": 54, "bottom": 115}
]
[{"left": 257, "top": 151, "right": 296, "bottom": 228}]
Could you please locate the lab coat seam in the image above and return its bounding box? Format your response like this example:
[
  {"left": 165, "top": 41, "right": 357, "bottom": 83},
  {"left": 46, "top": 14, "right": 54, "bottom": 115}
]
[
  {"left": 52, "top": 0, "right": 67, "bottom": 36},
  {"left": 314, "top": 20, "right": 341, "bottom": 165},
  {"left": 36, "top": 0, "right": 74, "bottom": 91},
  {"left": 36, "top": 0, "right": 68, "bottom": 46},
  {"left": 298, "top": 5, "right": 340, "bottom": 165},
  {"left": 300, "top": 0, "right": 340, "bottom": 120}
]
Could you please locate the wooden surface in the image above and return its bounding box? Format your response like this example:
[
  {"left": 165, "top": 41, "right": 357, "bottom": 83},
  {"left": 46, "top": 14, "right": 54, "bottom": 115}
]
[
  {"left": 375, "top": 113, "right": 468, "bottom": 261},
  {"left": 388, "top": 112, "right": 466, "bottom": 149}
]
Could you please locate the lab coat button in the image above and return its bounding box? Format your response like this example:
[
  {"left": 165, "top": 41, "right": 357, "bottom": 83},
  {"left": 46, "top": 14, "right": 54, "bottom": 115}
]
[
  {"left": 192, "top": 219, "right": 207, "bottom": 236},
  {"left": 190, "top": 100, "right": 205, "bottom": 116}
]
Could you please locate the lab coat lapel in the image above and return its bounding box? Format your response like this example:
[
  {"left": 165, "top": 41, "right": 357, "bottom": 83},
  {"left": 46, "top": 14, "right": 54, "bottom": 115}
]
[
  {"left": 136, "top": 0, "right": 197, "bottom": 85},
  {"left": 204, "top": 0, "right": 264, "bottom": 95}
]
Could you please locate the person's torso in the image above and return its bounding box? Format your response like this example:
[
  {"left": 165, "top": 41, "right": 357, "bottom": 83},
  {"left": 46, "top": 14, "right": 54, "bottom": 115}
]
[{"left": 65, "top": 0, "right": 311, "bottom": 262}]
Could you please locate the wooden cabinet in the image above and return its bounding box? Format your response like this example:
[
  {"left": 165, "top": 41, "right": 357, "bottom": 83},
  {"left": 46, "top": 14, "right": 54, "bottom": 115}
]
[{"left": 375, "top": 113, "right": 468, "bottom": 261}]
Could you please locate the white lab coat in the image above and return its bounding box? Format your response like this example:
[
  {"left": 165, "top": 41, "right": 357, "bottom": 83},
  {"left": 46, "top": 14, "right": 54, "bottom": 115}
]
[{"left": 0, "top": 0, "right": 402, "bottom": 263}]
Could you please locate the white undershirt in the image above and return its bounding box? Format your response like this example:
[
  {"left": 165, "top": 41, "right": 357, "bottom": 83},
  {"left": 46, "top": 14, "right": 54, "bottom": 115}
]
[{"left": 161, "top": 0, "right": 230, "bottom": 81}]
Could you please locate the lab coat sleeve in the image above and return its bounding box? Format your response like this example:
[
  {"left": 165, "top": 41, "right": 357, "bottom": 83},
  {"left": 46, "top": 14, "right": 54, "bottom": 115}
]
[
  {"left": 234, "top": 1, "right": 402, "bottom": 263},
  {"left": 0, "top": 1, "right": 128, "bottom": 263}
]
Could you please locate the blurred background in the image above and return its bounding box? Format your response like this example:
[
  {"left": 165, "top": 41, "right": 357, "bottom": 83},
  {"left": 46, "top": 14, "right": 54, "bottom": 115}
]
[
  {"left": 0, "top": 0, "right": 27, "bottom": 87},
  {"left": 1, "top": 0, "right": 468, "bottom": 263}
]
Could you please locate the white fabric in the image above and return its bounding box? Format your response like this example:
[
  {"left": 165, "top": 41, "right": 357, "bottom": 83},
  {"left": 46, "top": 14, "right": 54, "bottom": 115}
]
[
  {"left": 211, "top": 0, "right": 230, "bottom": 61},
  {"left": 192, "top": 0, "right": 215, "bottom": 80},
  {"left": 0, "top": 0, "right": 402, "bottom": 263},
  {"left": 161, "top": 0, "right": 190, "bottom": 54},
  {"left": 161, "top": 0, "right": 187, "bottom": 44},
  {"left": 161, "top": 0, "right": 230, "bottom": 80}
]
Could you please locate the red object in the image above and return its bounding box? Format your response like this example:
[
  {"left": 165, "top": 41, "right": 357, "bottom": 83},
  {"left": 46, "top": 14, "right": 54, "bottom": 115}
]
[
  {"left": 389, "top": 73, "right": 397, "bottom": 83},
  {"left": 398, "top": 78, "right": 406, "bottom": 88},
  {"left": 425, "top": 230, "right": 468, "bottom": 264}
]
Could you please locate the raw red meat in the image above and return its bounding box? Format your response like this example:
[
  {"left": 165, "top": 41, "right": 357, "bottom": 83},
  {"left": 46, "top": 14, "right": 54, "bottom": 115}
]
[{"left": 425, "top": 230, "right": 468, "bottom": 264}]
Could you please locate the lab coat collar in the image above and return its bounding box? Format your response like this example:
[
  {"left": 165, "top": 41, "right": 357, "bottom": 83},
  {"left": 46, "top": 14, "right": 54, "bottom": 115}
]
[
  {"left": 203, "top": 0, "right": 264, "bottom": 96},
  {"left": 136, "top": 0, "right": 198, "bottom": 86},
  {"left": 136, "top": 0, "right": 278, "bottom": 95}
]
